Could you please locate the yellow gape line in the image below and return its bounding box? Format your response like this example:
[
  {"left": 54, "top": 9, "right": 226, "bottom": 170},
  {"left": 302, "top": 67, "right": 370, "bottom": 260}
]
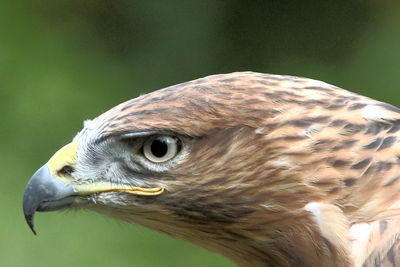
[{"left": 75, "top": 183, "right": 165, "bottom": 196}]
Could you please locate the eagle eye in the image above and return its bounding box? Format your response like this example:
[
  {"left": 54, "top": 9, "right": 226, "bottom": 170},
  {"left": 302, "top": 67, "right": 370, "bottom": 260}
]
[{"left": 142, "top": 135, "right": 180, "bottom": 163}]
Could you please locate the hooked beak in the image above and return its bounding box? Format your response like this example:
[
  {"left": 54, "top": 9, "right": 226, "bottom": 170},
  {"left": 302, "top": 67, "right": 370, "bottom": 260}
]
[
  {"left": 22, "top": 142, "right": 164, "bottom": 235},
  {"left": 22, "top": 163, "right": 76, "bottom": 235},
  {"left": 23, "top": 142, "right": 80, "bottom": 235}
]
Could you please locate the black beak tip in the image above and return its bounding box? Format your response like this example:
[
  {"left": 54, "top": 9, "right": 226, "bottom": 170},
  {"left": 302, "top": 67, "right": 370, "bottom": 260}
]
[
  {"left": 23, "top": 183, "right": 38, "bottom": 235},
  {"left": 24, "top": 213, "right": 37, "bottom": 235}
]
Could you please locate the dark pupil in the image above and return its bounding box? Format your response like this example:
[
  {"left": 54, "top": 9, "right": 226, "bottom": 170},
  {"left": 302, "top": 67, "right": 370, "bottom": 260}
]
[{"left": 151, "top": 139, "right": 168, "bottom": 158}]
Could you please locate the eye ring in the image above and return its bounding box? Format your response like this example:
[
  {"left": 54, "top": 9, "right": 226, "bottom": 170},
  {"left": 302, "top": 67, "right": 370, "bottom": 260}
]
[{"left": 143, "top": 135, "right": 180, "bottom": 163}]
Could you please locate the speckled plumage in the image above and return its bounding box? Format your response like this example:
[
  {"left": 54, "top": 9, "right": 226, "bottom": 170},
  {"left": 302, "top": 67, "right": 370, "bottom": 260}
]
[{"left": 29, "top": 72, "right": 400, "bottom": 266}]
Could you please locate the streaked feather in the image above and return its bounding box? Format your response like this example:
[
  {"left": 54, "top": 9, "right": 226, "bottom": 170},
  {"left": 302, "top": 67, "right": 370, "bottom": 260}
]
[{"left": 81, "top": 72, "right": 400, "bottom": 266}]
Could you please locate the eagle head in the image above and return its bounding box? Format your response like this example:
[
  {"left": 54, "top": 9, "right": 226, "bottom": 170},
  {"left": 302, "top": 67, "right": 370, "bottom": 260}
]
[{"left": 24, "top": 72, "right": 400, "bottom": 266}]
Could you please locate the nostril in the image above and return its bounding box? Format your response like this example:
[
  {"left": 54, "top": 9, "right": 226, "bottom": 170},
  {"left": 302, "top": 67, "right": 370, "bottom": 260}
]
[{"left": 57, "top": 165, "right": 74, "bottom": 176}]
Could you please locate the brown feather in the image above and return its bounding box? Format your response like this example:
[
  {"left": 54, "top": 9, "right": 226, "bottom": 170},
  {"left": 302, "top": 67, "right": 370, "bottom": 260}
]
[{"left": 86, "top": 72, "right": 400, "bottom": 266}]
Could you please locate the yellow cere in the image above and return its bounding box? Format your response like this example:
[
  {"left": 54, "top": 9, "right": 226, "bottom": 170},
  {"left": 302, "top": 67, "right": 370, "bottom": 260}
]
[{"left": 48, "top": 142, "right": 79, "bottom": 181}]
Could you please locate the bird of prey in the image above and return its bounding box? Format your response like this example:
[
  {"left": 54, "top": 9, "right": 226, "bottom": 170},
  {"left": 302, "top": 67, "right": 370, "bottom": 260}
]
[{"left": 23, "top": 72, "right": 400, "bottom": 266}]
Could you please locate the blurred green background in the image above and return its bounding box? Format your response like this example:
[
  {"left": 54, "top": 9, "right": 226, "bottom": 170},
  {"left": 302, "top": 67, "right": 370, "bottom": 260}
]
[{"left": 2, "top": 1, "right": 400, "bottom": 266}]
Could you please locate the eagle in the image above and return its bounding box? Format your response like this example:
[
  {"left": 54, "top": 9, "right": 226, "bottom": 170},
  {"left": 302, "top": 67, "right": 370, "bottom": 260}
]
[{"left": 23, "top": 72, "right": 400, "bottom": 266}]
